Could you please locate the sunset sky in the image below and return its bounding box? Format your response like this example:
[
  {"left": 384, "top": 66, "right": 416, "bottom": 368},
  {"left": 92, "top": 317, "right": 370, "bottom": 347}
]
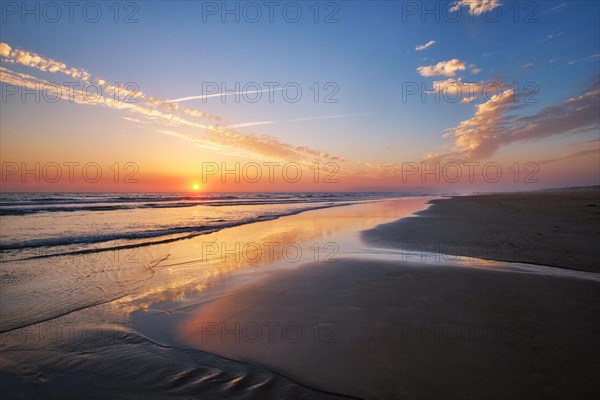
[{"left": 1, "top": 0, "right": 599, "bottom": 192}]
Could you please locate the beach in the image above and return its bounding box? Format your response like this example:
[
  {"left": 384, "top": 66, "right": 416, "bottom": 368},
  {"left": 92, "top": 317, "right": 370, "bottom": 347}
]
[
  {"left": 177, "top": 189, "right": 600, "bottom": 399},
  {"left": 3, "top": 1, "right": 599, "bottom": 398},
  {"left": 1, "top": 191, "right": 599, "bottom": 399},
  {"left": 363, "top": 188, "right": 600, "bottom": 272},
  {"left": 180, "top": 260, "right": 600, "bottom": 399}
]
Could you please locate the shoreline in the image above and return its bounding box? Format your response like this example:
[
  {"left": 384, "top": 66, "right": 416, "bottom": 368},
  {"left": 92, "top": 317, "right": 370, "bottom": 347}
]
[
  {"left": 363, "top": 189, "right": 600, "bottom": 272},
  {"left": 175, "top": 190, "right": 600, "bottom": 399},
  {"left": 1, "top": 197, "right": 436, "bottom": 399},
  {"left": 2, "top": 193, "right": 599, "bottom": 399}
]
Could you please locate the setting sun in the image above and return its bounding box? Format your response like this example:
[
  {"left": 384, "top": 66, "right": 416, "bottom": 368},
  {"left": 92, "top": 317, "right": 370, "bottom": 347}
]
[{"left": 192, "top": 184, "right": 200, "bottom": 191}]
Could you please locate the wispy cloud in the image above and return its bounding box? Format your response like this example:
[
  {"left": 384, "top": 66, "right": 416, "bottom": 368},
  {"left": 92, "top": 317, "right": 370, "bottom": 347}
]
[
  {"left": 450, "top": 0, "right": 502, "bottom": 16},
  {"left": 0, "top": 42, "right": 90, "bottom": 80},
  {"left": 184, "top": 108, "right": 221, "bottom": 121},
  {"left": 0, "top": 42, "right": 345, "bottom": 166},
  {"left": 416, "top": 40, "right": 436, "bottom": 51},
  {"left": 3, "top": 41, "right": 597, "bottom": 184},
  {"left": 225, "top": 121, "right": 276, "bottom": 129},
  {"left": 427, "top": 78, "right": 600, "bottom": 161},
  {"left": 545, "top": 32, "right": 562, "bottom": 40},
  {"left": 549, "top": 2, "right": 567, "bottom": 13},
  {"left": 121, "top": 116, "right": 145, "bottom": 124},
  {"left": 535, "top": 148, "right": 599, "bottom": 165},
  {"left": 567, "top": 138, "right": 600, "bottom": 149}
]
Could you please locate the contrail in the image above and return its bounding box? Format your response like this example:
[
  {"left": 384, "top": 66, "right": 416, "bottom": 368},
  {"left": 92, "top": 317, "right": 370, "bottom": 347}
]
[{"left": 169, "top": 87, "right": 285, "bottom": 103}]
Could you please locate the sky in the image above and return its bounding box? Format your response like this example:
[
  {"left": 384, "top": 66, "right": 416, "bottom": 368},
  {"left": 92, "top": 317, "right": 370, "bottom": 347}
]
[{"left": 0, "top": 0, "right": 599, "bottom": 192}]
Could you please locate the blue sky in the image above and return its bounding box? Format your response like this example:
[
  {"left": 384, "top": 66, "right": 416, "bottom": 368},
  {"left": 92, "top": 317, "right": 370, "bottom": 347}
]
[{"left": 1, "top": 1, "right": 599, "bottom": 190}]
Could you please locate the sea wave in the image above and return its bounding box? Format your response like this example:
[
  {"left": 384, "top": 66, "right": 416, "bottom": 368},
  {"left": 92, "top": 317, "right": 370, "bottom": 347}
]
[{"left": 0, "top": 202, "right": 349, "bottom": 257}]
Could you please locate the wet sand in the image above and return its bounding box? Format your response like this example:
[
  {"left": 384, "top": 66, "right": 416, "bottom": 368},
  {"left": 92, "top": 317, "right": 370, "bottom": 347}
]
[
  {"left": 180, "top": 259, "right": 600, "bottom": 399},
  {"left": 178, "top": 190, "right": 600, "bottom": 399},
  {"left": 1, "top": 198, "right": 432, "bottom": 399},
  {"left": 3, "top": 193, "right": 600, "bottom": 399}
]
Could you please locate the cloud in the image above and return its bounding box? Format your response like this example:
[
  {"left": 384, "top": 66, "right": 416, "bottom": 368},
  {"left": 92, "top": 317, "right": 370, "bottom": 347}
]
[
  {"left": 1, "top": 42, "right": 226, "bottom": 125},
  {"left": 225, "top": 121, "right": 275, "bottom": 129},
  {"left": 549, "top": 2, "right": 567, "bottom": 13},
  {"left": 184, "top": 108, "right": 221, "bottom": 121},
  {"left": 469, "top": 65, "right": 481, "bottom": 74},
  {"left": 535, "top": 148, "right": 599, "bottom": 166},
  {"left": 121, "top": 117, "right": 145, "bottom": 124},
  {"left": 416, "top": 40, "right": 436, "bottom": 51},
  {"left": 428, "top": 78, "right": 492, "bottom": 103},
  {"left": 417, "top": 59, "right": 467, "bottom": 77},
  {"left": 156, "top": 129, "right": 254, "bottom": 156},
  {"left": 0, "top": 42, "right": 346, "bottom": 166},
  {"left": 0, "top": 43, "right": 11, "bottom": 57},
  {"left": 168, "top": 87, "right": 284, "bottom": 103},
  {"left": 567, "top": 138, "right": 600, "bottom": 149},
  {"left": 430, "top": 78, "right": 600, "bottom": 161},
  {"left": 0, "top": 42, "right": 91, "bottom": 80},
  {"left": 353, "top": 161, "right": 405, "bottom": 178},
  {"left": 450, "top": 0, "right": 502, "bottom": 15},
  {"left": 4, "top": 42, "right": 595, "bottom": 184}
]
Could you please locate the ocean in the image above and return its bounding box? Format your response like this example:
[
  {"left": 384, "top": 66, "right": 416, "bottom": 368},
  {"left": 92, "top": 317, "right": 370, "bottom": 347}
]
[{"left": 0, "top": 192, "right": 409, "bottom": 262}]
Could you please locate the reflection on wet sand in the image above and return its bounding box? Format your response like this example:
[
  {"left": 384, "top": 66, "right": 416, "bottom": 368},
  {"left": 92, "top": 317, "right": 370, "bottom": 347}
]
[
  {"left": 109, "top": 197, "right": 435, "bottom": 316},
  {"left": 1, "top": 198, "right": 433, "bottom": 399}
]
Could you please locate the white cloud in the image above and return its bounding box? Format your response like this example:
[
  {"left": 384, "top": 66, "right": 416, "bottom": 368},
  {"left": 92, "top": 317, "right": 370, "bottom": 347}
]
[
  {"left": 416, "top": 40, "right": 436, "bottom": 51},
  {"left": 429, "top": 78, "right": 488, "bottom": 102}
]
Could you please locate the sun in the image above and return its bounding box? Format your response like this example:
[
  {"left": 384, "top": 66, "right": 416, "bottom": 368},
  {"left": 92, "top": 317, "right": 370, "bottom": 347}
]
[{"left": 192, "top": 184, "right": 200, "bottom": 191}]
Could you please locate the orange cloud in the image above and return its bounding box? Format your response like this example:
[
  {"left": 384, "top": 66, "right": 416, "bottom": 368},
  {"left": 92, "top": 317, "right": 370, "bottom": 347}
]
[
  {"left": 0, "top": 43, "right": 345, "bottom": 167},
  {"left": 0, "top": 42, "right": 90, "bottom": 80},
  {"left": 418, "top": 59, "right": 468, "bottom": 77},
  {"left": 450, "top": 0, "right": 502, "bottom": 15},
  {"left": 431, "top": 78, "right": 600, "bottom": 161}
]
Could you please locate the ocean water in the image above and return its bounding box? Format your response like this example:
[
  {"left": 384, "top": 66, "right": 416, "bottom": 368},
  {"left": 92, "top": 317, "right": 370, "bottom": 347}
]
[
  {"left": 0, "top": 192, "right": 408, "bottom": 261},
  {"left": 1, "top": 193, "right": 426, "bottom": 335}
]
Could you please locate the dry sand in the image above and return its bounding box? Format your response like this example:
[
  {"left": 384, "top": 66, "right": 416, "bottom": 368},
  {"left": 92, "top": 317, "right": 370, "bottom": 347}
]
[{"left": 363, "top": 188, "right": 600, "bottom": 272}]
